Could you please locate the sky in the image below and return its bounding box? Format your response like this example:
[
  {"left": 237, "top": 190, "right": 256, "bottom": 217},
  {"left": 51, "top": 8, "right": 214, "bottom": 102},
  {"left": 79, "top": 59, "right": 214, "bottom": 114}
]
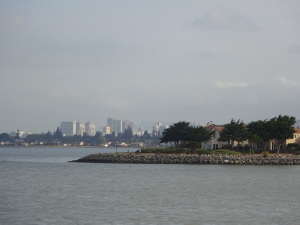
[{"left": 1, "top": 0, "right": 300, "bottom": 133}]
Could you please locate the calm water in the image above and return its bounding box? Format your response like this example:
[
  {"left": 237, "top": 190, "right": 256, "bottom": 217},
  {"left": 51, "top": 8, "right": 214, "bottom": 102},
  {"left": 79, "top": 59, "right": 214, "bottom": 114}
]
[{"left": 1, "top": 148, "right": 300, "bottom": 225}]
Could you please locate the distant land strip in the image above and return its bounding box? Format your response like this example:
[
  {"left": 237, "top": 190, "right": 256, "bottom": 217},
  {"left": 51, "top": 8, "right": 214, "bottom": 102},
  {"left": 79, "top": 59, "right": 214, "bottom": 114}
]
[{"left": 70, "top": 153, "right": 300, "bottom": 165}]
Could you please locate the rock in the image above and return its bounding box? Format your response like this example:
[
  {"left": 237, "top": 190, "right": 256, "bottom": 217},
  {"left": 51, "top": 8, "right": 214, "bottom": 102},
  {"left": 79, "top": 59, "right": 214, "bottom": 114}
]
[{"left": 70, "top": 153, "right": 300, "bottom": 165}]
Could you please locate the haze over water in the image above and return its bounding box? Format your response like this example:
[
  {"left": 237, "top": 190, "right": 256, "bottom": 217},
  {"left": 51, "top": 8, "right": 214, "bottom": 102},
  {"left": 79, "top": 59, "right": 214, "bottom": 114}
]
[{"left": 1, "top": 147, "right": 300, "bottom": 224}]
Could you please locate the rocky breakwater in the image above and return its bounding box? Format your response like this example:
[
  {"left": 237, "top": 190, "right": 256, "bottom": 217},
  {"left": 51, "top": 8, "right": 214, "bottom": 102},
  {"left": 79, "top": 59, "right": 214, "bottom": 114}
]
[{"left": 71, "top": 153, "right": 300, "bottom": 165}]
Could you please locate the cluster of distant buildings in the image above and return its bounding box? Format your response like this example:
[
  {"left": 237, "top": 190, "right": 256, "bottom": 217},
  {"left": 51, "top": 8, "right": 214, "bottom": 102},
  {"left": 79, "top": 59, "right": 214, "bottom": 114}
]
[
  {"left": 60, "top": 121, "right": 97, "bottom": 136},
  {"left": 59, "top": 118, "right": 169, "bottom": 137}
]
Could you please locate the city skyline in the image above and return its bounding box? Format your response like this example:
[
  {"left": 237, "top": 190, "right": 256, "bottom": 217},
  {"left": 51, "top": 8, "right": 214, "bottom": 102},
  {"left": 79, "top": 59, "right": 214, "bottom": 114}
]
[
  {"left": 1, "top": 1, "right": 300, "bottom": 133},
  {"left": 4, "top": 117, "right": 300, "bottom": 136}
]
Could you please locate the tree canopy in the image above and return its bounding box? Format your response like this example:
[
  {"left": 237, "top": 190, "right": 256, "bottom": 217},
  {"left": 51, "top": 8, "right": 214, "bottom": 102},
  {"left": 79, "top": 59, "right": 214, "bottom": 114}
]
[
  {"left": 218, "top": 119, "right": 248, "bottom": 150},
  {"left": 266, "top": 115, "right": 296, "bottom": 153},
  {"left": 160, "top": 121, "right": 215, "bottom": 147},
  {"left": 247, "top": 115, "right": 296, "bottom": 153}
]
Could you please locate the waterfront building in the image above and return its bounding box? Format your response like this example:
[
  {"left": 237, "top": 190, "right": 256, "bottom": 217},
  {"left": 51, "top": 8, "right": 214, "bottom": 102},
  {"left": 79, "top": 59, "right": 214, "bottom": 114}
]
[
  {"left": 202, "top": 124, "right": 226, "bottom": 150},
  {"left": 60, "top": 121, "right": 76, "bottom": 136}
]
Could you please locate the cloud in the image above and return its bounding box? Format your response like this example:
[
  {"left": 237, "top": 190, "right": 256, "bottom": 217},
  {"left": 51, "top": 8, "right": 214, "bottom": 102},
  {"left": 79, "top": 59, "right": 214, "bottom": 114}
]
[
  {"left": 192, "top": 4, "right": 258, "bottom": 31},
  {"left": 276, "top": 76, "right": 300, "bottom": 86},
  {"left": 215, "top": 81, "right": 248, "bottom": 88}
]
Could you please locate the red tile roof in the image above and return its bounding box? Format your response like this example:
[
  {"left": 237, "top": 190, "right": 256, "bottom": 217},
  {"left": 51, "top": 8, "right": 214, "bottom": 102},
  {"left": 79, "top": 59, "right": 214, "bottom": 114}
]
[
  {"left": 206, "top": 124, "right": 224, "bottom": 133},
  {"left": 294, "top": 128, "right": 300, "bottom": 134}
]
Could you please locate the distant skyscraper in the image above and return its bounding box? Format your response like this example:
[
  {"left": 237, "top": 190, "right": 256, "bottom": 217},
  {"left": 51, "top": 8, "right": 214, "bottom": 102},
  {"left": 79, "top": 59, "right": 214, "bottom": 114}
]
[
  {"left": 60, "top": 121, "right": 76, "bottom": 136},
  {"left": 159, "top": 125, "right": 168, "bottom": 136},
  {"left": 85, "top": 121, "right": 96, "bottom": 136},
  {"left": 112, "top": 119, "right": 122, "bottom": 134},
  {"left": 122, "top": 120, "right": 134, "bottom": 132},
  {"left": 107, "top": 118, "right": 115, "bottom": 134},
  {"left": 152, "top": 122, "right": 162, "bottom": 136},
  {"left": 103, "top": 126, "right": 110, "bottom": 135},
  {"left": 76, "top": 121, "right": 85, "bottom": 136}
]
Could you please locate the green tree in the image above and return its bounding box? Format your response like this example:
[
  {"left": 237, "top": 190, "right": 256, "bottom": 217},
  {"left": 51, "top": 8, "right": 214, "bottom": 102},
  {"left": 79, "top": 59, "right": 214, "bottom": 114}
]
[
  {"left": 143, "top": 130, "right": 151, "bottom": 141},
  {"left": 185, "top": 125, "right": 215, "bottom": 149},
  {"left": 247, "top": 120, "right": 269, "bottom": 152},
  {"left": 160, "top": 121, "right": 191, "bottom": 147},
  {"left": 0, "top": 133, "right": 11, "bottom": 142},
  {"left": 266, "top": 115, "right": 296, "bottom": 153},
  {"left": 25, "top": 134, "right": 43, "bottom": 143},
  {"left": 218, "top": 119, "right": 247, "bottom": 150},
  {"left": 160, "top": 121, "right": 215, "bottom": 148},
  {"left": 123, "top": 126, "right": 133, "bottom": 143},
  {"left": 53, "top": 127, "right": 63, "bottom": 141},
  {"left": 44, "top": 131, "right": 53, "bottom": 142},
  {"left": 247, "top": 133, "right": 263, "bottom": 154}
]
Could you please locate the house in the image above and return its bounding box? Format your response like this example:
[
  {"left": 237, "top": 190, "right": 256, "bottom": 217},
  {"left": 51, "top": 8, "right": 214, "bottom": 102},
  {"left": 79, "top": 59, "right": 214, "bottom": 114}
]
[
  {"left": 285, "top": 128, "right": 300, "bottom": 146},
  {"left": 202, "top": 124, "right": 227, "bottom": 150},
  {"left": 202, "top": 124, "right": 249, "bottom": 150}
]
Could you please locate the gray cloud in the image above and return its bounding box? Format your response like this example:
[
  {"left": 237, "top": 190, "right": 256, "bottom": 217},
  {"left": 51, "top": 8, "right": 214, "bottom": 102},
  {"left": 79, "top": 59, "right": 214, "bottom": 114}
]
[{"left": 276, "top": 76, "right": 300, "bottom": 87}]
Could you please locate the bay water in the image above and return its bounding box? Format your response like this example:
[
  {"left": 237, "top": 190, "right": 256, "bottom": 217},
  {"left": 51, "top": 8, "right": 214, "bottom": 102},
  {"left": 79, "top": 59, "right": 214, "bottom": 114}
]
[{"left": 1, "top": 147, "right": 300, "bottom": 225}]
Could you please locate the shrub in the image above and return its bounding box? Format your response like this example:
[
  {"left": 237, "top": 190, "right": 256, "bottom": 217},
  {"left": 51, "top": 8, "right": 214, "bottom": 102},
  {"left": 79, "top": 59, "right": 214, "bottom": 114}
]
[
  {"left": 262, "top": 150, "right": 269, "bottom": 157},
  {"left": 138, "top": 148, "right": 241, "bottom": 155},
  {"left": 293, "top": 150, "right": 300, "bottom": 155},
  {"left": 194, "top": 149, "right": 211, "bottom": 155},
  {"left": 211, "top": 149, "right": 240, "bottom": 155},
  {"left": 138, "top": 147, "right": 190, "bottom": 154},
  {"left": 287, "top": 143, "right": 300, "bottom": 152}
]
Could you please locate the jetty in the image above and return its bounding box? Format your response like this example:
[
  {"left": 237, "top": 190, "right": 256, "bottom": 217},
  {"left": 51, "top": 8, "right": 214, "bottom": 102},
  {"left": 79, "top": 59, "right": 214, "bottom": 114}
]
[{"left": 70, "top": 153, "right": 300, "bottom": 165}]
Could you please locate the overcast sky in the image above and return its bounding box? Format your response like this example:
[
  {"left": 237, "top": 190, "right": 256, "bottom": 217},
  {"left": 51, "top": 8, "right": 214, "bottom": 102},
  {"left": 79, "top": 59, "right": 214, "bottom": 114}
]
[{"left": 1, "top": 0, "right": 300, "bottom": 133}]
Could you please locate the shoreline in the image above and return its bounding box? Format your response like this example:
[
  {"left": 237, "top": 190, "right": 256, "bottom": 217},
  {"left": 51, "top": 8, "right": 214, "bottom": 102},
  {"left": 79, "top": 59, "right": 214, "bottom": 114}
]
[{"left": 71, "top": 153, "right": 300, "bottom": 165}]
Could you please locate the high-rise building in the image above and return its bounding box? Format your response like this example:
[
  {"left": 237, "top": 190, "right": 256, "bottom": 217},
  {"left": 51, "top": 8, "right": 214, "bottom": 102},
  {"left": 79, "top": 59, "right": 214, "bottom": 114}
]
[
  {"left": 159, "top": 125, "right": 168, "bottom": 136},
  {"left": 122, "top": 120, "right": 134, "bottom": 132},
  {"left": 107, "top": 118, "right": 114, "bottom": 134},
  {"left": 107, "top": 118, "right": 123, "bottom": 134},
  {"left": 152, "top": 122, "right": 162, "bottom": 136},
  {"left": 85, "top": 121, "right": 96, "bottom": 136},
  {"left": 103, "top": 126, "right": 110, "bottom": 135},
  {"left": 112, "top": 119, "right": 122, "bottom": 134},
  {"left": 60, "top": 121, "right": 76, "bottom": 136},
  {"left": 76, "top": 121, "right": 85, "bottom": 136}
]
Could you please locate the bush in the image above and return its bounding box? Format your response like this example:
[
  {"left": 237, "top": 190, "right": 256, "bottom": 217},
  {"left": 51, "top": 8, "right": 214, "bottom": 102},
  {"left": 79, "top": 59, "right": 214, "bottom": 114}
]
[
  {"left": 138, "top": 147, "right": 189, "bottom": 154},
  {"left": 293, "top": 150, "right": 300, "bottom": 155},
  {"left": 137, "top": 148, "right": 241, "bottom": 155},
  {"left": 287, "top": 143, "right": 300, "bottom": 153},
  {"left": 211, "top": 149, "right": 240, "bottom": 155},
  {"left": 262, "top": 150, "right": 269, "bottom": 157},
  {"left": 194, "top": 149, "right": 211, "bottom": 155}
]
